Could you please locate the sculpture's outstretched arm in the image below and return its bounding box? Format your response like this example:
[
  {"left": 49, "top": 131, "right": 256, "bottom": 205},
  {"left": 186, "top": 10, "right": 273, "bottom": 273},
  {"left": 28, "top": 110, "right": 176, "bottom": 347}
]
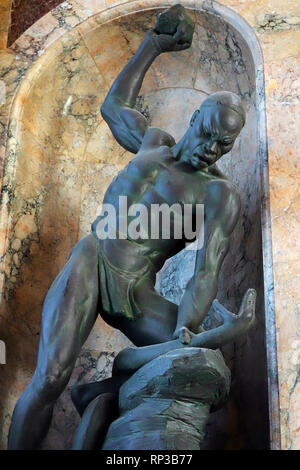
[
  {"left": 112, "top": 288, "right": 256, "bottom": 376},
  {"left": 174, "top": 181, "right": 241, "bottom": 337},
  {"left": 70, "top": 289, "right": 255, "bottom": 421},
  {"left": 101, "top": 5, "right": 194, "bottom": 153},
  {"left": 189, "top": 288, "right": 256, "bottom": 348}
]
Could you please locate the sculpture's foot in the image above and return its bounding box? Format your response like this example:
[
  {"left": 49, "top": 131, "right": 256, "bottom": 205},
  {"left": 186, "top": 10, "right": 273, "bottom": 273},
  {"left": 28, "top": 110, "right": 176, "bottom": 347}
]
[
  {"left": 212, "top": 288, "right": 256, "bottom": 327},
  {"left": 178, "top": 326, "right": 195, "bottom": 345},
  {"left": 175, "top": 289, "right": 255, "bottom": 349},
  {"left": 189, "top": 288, "right": 256, "bottom": 350}
]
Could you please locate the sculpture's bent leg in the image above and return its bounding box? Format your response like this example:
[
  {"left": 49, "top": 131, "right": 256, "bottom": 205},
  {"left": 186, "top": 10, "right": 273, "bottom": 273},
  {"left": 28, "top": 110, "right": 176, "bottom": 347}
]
[
  {"left": 72, "top": 392, "right": 119, "bottom": 450},
  {"left": 8, "top": 234, "right": 99, "bottom": 449},
  {"left": 103, "top": 277, "right": 178, "bottom": 347},
  {"left": 113, "top": 289, "right": 256, "bottom": 376},
  {"left": 71, "top": 375, "right": 128, "bottom": 416}
]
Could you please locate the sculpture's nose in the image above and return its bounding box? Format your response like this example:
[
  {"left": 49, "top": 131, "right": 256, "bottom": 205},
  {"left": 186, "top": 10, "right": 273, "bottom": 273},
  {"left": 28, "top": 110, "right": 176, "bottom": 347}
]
[{"left": 205, "top": 140, "right": 218, "bottom": 155}]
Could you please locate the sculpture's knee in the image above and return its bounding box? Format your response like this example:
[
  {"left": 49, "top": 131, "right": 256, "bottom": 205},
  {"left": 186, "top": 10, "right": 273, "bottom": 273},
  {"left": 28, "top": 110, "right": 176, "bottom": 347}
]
[{"left": 32, "top": 362, "right": 71, "bottom": 402}]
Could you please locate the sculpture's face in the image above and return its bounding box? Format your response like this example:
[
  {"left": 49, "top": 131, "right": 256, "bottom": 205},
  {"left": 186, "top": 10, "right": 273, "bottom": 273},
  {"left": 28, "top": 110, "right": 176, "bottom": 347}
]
[{"left": 187, "top": 103, "right": 244, "bottom": 170}]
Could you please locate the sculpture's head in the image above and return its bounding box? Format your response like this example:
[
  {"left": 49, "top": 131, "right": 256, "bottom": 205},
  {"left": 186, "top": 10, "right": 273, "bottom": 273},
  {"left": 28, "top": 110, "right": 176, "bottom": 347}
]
[{"left": 184, "top": 91, "right": 246, "bottom": 170}]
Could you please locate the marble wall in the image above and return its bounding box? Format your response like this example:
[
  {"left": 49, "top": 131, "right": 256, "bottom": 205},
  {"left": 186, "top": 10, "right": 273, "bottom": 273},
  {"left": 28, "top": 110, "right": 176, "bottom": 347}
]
[
  {"left": 0, "top": 0, "right": 299, "bottom": 450},
  {"left": 220, "top": 0, "right": 300, "bottom": 451},
  {"left": 0, "top": 0, "right": 12, "bottom": 49}
]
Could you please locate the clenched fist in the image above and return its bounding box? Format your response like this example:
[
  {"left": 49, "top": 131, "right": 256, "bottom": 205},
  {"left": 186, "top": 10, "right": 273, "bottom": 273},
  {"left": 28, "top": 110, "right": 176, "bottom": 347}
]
[{"left": 149, "top": 4, "right": 195, "bottom": 53}]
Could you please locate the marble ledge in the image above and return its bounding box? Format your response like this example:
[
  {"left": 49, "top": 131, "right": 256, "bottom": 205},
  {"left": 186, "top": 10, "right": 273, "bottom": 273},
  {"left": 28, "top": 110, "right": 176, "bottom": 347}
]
[
  {"left": 8, "top": 0, "right": 106, "bottom": 58},
  {"left": 3, "top": 0, "right": 300, "bottom": 60},
  {"left": 8, "top": 0, "right": 169, "bottom": 59}
]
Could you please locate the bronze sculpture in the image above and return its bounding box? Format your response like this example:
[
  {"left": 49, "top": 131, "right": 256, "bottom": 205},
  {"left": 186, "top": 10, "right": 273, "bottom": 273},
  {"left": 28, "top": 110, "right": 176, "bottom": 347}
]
[{"left": 8, "top": 5, "right": 256, "bottom": 450}]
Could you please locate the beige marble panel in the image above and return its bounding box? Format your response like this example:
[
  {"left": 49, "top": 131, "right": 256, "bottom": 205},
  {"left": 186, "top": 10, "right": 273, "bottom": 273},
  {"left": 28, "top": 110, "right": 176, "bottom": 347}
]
[
  {"left": 263, "top": 53, "right": 300, "bottom": 450},
  {"left": 259, "top": 30, "right": 300, "bottom": 63},
  {"left": 219, "top": 0, "right": 300, "bottom": 25},
  {"left": 71, "top": 0, "right": 107, "bottom": 18},
  {"left": 78, "top": 11, "right": 157, "bottom": 90},
  {"left": 21, "top": 30, "right": 107, "bottom": 157},
  {"left": 0, "top": 0, "right": 12, "bottom": 49},
  {"left": 215, "top": 0, "right": 300, "bottom": 450}
]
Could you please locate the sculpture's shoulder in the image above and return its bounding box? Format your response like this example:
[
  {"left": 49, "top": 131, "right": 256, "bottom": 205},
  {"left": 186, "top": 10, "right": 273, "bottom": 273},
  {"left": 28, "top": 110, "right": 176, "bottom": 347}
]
[
  {"left": 207, "top": 166, "right": 240, "bottom": 202},
  {"left": 204, "top": 169, "right": 241, "bottom": 229},
  {"left": 140, "top": 126, "right": 175, "bottom": 151}
]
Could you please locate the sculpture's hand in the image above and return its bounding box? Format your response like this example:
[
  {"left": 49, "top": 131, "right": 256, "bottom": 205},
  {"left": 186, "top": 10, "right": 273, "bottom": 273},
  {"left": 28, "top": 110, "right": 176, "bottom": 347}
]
[
  {"left": 149, "top": 4, "right": 195, "bottom": 53},
  {"left": 148, "top": 24, "right": 191, "bottom": 53}
]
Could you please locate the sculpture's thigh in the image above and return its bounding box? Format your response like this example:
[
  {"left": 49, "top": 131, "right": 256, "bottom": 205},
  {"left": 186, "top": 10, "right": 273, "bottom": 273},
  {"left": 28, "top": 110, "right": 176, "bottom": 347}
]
[
  {"left": 72, "top": 392, "right": 119, "bottom": 450},
  {"left": 114, "top": 278, "right": 178, "bottom": 347},
  {"left": 34, "top": 233, "right": 99, "bottom": 394}
]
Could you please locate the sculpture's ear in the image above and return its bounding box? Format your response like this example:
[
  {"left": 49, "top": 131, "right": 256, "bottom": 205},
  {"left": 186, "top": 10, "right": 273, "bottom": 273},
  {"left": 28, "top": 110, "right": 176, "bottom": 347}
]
[{"left": 190, "top": 109, "right": 200, "bottom": 126}]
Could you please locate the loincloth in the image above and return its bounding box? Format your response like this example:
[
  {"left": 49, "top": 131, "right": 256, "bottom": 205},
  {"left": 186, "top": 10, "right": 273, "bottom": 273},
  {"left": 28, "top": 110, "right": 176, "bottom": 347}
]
[{"left": 91, "top": 232, "right": 156, "bottom": 321}]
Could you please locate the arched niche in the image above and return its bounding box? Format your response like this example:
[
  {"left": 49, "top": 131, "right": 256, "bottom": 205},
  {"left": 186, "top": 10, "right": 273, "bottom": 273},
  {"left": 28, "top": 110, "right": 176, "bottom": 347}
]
[{"left": 0, "top": 0, "right": 279, "bottom": 449}]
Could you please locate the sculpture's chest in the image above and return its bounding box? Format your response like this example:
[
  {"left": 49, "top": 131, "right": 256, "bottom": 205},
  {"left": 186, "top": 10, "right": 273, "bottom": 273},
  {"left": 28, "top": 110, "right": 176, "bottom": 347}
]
[{"left": 127, "top": 149, "right": 205, "bottom": 205}]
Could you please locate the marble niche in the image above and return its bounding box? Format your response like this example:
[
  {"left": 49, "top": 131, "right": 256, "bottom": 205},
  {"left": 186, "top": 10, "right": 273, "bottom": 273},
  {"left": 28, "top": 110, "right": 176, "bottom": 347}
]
[{"left": 0, "top": 1, "right": 276, "bottom": 449}]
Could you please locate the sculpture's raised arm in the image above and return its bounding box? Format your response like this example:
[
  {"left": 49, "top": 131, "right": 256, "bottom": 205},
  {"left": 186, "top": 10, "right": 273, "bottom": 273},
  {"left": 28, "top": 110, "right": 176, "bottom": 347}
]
[{"left": 100, "top": 4, "right": 195, "bottom": 153}]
